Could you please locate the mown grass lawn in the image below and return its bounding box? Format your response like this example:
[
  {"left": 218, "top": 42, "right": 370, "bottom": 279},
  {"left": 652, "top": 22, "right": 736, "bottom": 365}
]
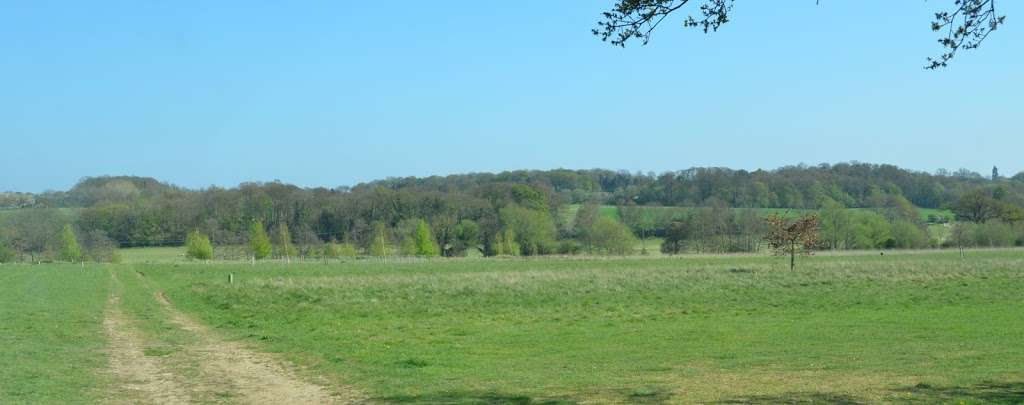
[
  {"left": 139, "top": 249, "right": 1024, "bottom": 403},
  {"left": 0, "top": 265, "right": 111, "bottom": 404}
]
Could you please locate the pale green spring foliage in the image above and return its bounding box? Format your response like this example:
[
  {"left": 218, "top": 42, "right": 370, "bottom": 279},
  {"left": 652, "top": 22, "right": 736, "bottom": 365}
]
[
  {"left": 58, "top": 224, "right": 82, "bottom": 263},
  {"left": 414, "top": 219, "right": 439, "bottom": 257},
  {"left": 249, "top": 221, "right": 272, "bottom": 260},
  {"left": 185, "top": 230, "right": 213, "bottom": 261}
]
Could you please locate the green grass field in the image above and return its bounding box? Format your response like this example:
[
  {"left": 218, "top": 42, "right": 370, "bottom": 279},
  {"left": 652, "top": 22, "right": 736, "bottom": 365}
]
[
  {"left": 7, "top": 249, "right": 1022, "bottom": 403},
  {"left": 0, "top": 265, "right": 112, "bottom": 403}
]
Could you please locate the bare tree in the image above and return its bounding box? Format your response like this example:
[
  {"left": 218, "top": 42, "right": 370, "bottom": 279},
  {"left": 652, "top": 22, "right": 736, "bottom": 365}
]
[{"left": 594, "top": 0, "right": 1006, "bottom": 69}]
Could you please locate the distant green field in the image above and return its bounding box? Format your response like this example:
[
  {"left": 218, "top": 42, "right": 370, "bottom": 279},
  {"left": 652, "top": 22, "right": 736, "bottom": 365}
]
[{"left": 563, "top": 204, "right": 955, "bottom": 226}]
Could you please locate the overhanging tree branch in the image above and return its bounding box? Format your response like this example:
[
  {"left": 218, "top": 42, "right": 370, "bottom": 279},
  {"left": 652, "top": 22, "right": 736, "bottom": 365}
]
[{"left": 594, "top": 1, "right": 1006, "bottom": 69}]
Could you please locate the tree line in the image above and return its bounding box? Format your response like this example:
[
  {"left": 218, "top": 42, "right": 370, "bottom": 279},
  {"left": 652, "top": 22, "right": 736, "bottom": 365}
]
[{"left": 1, "top": 163, "right": 1023, "bottom": 262}]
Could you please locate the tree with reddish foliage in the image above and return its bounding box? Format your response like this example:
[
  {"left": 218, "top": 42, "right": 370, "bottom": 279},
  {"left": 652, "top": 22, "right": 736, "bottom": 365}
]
[{"left": 764, "top": 213, "right": 820, "bottom": 271}]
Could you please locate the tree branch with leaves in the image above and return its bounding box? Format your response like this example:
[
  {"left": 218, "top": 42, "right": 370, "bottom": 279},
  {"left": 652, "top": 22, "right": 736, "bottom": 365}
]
[{"left": 594, "top": 0, "right": 1006, "bottom": 69}]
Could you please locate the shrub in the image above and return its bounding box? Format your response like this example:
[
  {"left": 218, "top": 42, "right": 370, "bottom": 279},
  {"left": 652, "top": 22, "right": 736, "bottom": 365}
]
[
  {"left": 185, "top": 230, "right": 214, "bottom": 261},
  {"left": 588, "top": 216, "right": 637, "bottom": 255},
  {"left": 890, "top": 220, "right": 929, "bottom": 249},
  {"left": 557, "top": 240, "right": 582, "bottom": 255}
]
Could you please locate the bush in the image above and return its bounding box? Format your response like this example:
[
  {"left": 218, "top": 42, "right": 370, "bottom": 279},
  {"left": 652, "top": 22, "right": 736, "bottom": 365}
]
[
  {"left": 661, "top": 220, "right": 690, "bottom": 255},
  {"left": 557, "top": 240, "right": 582, "bottom": 255},
  {"left": 185, "top": 230, "right": 214, "bottom": 261},
  {"left": 588, "top": 216, "right": 637, "bottom": 255},
  {"left": 971, "top": 221, "right": 1016, "bottom": 247},
  {"left": 890, "top": 220, "right": 929, "bottom": 249}
]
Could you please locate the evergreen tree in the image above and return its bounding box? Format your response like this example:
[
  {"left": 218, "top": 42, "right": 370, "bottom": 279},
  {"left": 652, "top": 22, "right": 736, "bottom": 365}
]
[
  {"left": 59, "top": 224, "right": 82, "bottom": 263},
  {"left": 249, "top": 221, "right": 272, "bottom": 260},
  {"left": 413, "top": 219, "right": 440, "bottom": 256},
  {"left": 185, "top": 230, "right": 214, "bottom": 261}
]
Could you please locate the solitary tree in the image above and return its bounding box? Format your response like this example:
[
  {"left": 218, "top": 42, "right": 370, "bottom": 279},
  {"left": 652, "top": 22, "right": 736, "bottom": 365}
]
[
  {"left": 413, "top": 219, "right": 440, "bottom": 256},
  {"left": 764, "top": 213, "right": 820, "bottom": 271},
  {"left": 249, "top": 221, "right": 272, "bottom": 261},
  {"left": 185, "top": 230, "right": 214, "bottom": 261},
  {"left": 274, "top": 223, "right": 297, "bottom": 263},
  {"left": 59, "top": 224, "right": 82, "bottom": 263},
  {"left": 594, "top": 0, "right": 1005, "bottom": 69}
]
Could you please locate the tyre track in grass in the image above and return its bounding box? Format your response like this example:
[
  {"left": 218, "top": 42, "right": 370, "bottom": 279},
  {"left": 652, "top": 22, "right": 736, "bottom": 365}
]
[
  {"left": 131, "top": 267, "right": 362, "bottom": 404},
  {"left": 104, "top": 272, "right": 192, "bottom": 404}
]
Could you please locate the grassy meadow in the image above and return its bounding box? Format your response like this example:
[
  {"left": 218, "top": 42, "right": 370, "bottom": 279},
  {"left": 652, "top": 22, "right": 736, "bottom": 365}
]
[
  {"left": 0, "top": 265, "right": 111, "bottom": 403},
  {"left": 2, "top": 249, "right": 1023, "bottom": 403}
]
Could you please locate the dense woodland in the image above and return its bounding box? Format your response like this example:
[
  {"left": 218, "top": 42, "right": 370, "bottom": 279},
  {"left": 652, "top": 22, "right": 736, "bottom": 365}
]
[{"left": 2, "top": 163, "right": 1024, "bottom": 262}]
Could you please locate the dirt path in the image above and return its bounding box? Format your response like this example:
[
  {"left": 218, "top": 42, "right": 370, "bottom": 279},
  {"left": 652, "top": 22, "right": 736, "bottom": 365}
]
[
  {"left": 152, "top": 291, "right": 357, "bottom": 404},
  {"left": 104, "top": 269, "right": 361, "bottom": 404},
  {"left": 103, "top": 294, "right": 191, "bottom": 404}
]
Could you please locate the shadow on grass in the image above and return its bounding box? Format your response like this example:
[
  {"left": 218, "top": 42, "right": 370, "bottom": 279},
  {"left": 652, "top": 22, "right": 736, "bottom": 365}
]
[
  {"left": 891, "top": 381, "right": 1024, "bottom": 404},
  {"left": 370, "top": 391, "right": 578, "bottom": 405},
  {"left": 373, "top": 386, "right": 678, "bottom": 404},
  {"left": 715, "top": 392, "right": 866, "bottom": 404},
  {"left": 714, "top": 381, "right": 1024, "bottom": 404}
]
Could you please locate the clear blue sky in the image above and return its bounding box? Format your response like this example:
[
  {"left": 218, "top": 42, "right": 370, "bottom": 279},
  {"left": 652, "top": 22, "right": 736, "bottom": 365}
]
[{"left": 2, "top": 1, "right": 1021, "bottom": 192}]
